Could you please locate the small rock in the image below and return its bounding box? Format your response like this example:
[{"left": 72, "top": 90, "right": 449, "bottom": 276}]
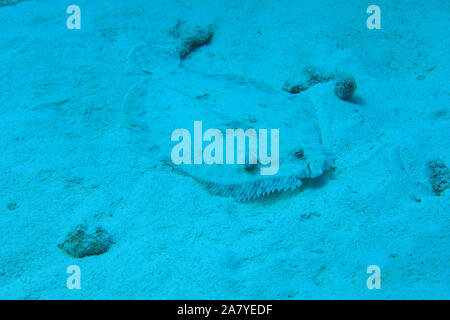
[
  {"left": 334, "top": 73, "right": 357, "bottom": 100},
  {"left": 282, "top": 81, "right": 309, "bottom": 94},
  {"left": 58, "top": 223, "right": 114, "bottom": 258},
  {"left": 428, "top": 159, "right": 449, "bottom": 196},
  {"left": 177, "top": 24, "right": 214, "bottom": 60},
  {"left": 244, "top": 162, "right": 259, "bottom": 174},
  {"left": 7, "top": 202, "right": 19, "bottom": 211}
]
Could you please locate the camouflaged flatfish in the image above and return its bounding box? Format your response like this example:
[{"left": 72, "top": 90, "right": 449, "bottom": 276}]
[{"left": 125, "top": 43, "right": 331, "bottom": 201}]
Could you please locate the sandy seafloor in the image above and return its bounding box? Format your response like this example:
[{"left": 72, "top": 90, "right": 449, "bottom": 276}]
[{"left": 0, "top": 0, "right": 448, "bottom": 299}]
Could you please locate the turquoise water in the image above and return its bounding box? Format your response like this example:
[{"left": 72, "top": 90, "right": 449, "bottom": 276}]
[{"left": 0, "top": 0, "right": 448, "bottom": 299}]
